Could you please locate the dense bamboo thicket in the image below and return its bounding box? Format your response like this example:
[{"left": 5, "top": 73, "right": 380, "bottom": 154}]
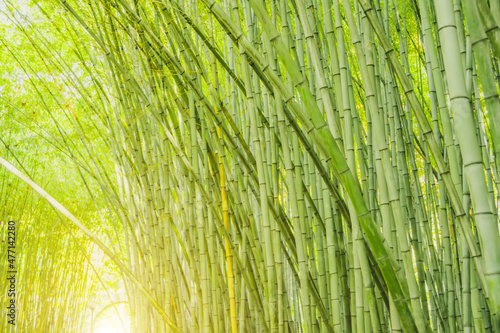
[
  {"left": 1, "top": 0, "right": 500, "bottom": 332},
  {"left": 0, "top": 164, "right": 113, "bottom": 332}
]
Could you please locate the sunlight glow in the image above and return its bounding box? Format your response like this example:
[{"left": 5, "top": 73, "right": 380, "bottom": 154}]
[
  {"left": 94, "top": 304, "right": 130, "bottom": 333},
  {"left": 95, "top": 320, "right": 124, "bottom": 333}
]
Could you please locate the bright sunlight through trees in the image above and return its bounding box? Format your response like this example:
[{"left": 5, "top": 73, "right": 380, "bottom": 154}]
[{"left": 0, "top": 0, "right": 500, "bottom": 332}]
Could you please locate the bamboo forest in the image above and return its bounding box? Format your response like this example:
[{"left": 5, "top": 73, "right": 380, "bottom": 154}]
[{"left": 1, "top": 0, "right": 500, "bottom": 332}]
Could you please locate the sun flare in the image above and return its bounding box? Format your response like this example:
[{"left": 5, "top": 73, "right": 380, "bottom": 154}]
[{"left": 94, "top": 305, "right": 130, "bottom": 333}]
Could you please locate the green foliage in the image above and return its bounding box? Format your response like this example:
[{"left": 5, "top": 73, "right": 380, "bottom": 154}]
[{"left": 1, "top": 0, "right": 500, "bottom": 332}]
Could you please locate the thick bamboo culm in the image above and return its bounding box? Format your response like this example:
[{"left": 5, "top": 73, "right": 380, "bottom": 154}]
[{"left": 1, "top": 0, "right": 500, "bottom": 332}]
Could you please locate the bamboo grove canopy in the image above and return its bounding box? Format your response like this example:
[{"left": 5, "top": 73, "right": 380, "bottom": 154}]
[{"left": 0, "top": 0, "right": 500, "bottom": 332}]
